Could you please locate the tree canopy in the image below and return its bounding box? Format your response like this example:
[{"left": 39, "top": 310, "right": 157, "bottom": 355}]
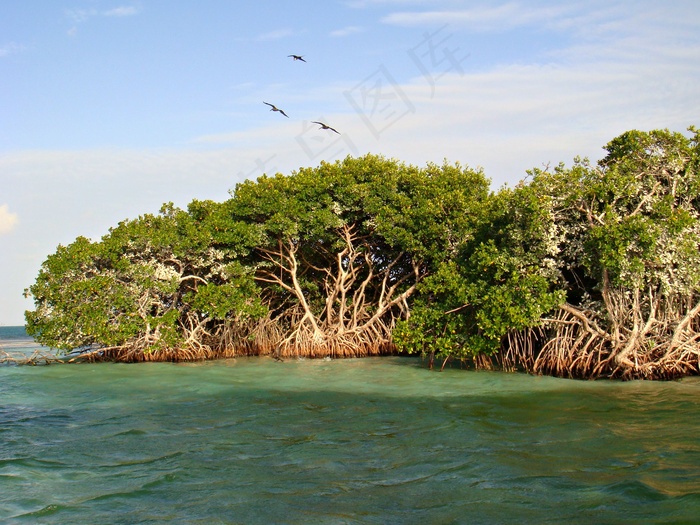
[
  {"left": 26, "top": 155, "right": 490, "bottom": 361},
  {"left": 25, "top": 129, "right": 700, "bottom": 379}
]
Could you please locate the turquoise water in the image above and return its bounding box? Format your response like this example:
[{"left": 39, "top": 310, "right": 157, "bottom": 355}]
[{"left": 1, "top": 327, "right": 699, "bottom": 524}]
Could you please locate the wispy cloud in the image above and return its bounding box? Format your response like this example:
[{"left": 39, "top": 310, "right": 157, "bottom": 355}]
[
  {"left": 65, "top": 4, "right": 141, "bottom": 35},
  {"left": 256, "top": 28, "right": 295, "bottom": 41},
  {"left": 192, "top": 123, "right": 299, "bottom": 146},
  {"left": 104, "top": 6, "right": 141, "bottom": 17},
  {"left": 0, "top": 42, "right": 24, "bottom": 57},
  {"left": 0, "top": 205, "right": 19, "bottom": 235},
  {"left": 64, "top": 7, "right": 90, "bottom": 36},
  {"left": 382, "top": 2, "right": 573, "bottom": 31},
  {"left": 346, "top": 0, "right": 441, "bottom": 8},
  {"left": 64, "top": 7, "right": 98, "bottom": 25},
  {"left": 330, "top": 26, "right": 365, "bottom": 37}
]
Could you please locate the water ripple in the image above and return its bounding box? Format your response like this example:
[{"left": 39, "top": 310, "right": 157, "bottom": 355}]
[{"left": 1, "top": 357, "right": 699, "bottom": 524}]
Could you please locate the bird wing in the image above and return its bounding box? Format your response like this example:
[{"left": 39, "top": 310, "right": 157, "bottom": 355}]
[{"left": 312, "top": 121, "right": 339, "bottom": 133}]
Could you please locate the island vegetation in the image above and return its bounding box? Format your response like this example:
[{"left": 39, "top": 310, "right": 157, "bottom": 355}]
[{"left": 24, "top": 127, "right": 700, "bottom": 379}]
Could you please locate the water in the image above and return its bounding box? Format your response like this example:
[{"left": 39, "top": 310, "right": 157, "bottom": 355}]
[
  {"left": 0, "top": 326, "right": 38, "bottom": 351},
  {"left": 1, "top": 327, "right": 699, "bottom": 524}
]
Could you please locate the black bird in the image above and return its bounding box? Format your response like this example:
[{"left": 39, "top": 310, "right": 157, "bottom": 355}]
[
  {"left": 312, "top": 121, "right": 340, "bottom": 134},
  {"left": 263, "top": 101, "right": 289, "bottom": 118},
  {"left": 288, "top": 54, "right": 306, "bottom": 62}
]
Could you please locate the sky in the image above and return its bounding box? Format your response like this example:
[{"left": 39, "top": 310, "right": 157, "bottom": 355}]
[{"left": 1, "top": 0, "right": 699, "bottom": 325}]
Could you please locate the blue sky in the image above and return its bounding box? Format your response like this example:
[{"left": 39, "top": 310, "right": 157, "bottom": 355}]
[{"left": 1, "top": 0, "right": 699, "bottom": 325}]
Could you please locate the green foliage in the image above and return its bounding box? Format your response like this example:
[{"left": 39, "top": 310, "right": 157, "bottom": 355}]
[
  {"left": 394, "top": 182, "right": 565, "bottom": 359},
  {"left": 25, "top": 202, "right": 265, "bottom": 354},
  {"left": 187, "top": 266, "right": 266, "bottom": 322},
  {"left": 25, "top": 236, "right": 144, "bottom": 350},
  {"left": 227, "top": 155, "right": 489, "bottom": 259},
  {"left": 227, "top": 155, "right": 491, "bottom": 330},
  {"left": 24, "top": 129, "right": 700, "bottom": 374},
  {"left": 26, "top": 154, "right": 490, "bottom": 357},
  {"left": 535, "top": 127, "right": 700, "bottom": 297}
]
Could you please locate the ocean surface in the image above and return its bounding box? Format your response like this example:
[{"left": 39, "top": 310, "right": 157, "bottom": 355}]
[{"left": 1, "top": 326, "right": 699, "bottom": 524}]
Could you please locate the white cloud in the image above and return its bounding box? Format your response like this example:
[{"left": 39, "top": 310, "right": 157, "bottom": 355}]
[
  {"left": 382, "top": 2, "right": 574, "bottom": 31},
  {"left": 104, "top": 6, "right": 141, "bottom": 17},
  {"left": 368, "top": 52, "right": 697, "bottom": 185},
  {"left": 0, "top": 205, "right": 19, "bottom": 235},
  {"left": 330, "top": 26, "right": 366, "bottom": 37},
  {"left": 380, "top": 0, "right": 700, "bottom": 48}
]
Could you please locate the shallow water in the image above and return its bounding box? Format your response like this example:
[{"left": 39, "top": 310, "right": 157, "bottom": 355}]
[{"left": 1, "top": 328, "right": 699, "bottom": 524}]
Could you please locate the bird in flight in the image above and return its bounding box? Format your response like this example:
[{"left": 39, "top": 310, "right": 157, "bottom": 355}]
[
  {"left": 288, "top": 54, "right": 306, "bottom": 62},
  {"left": 263, "top": 102, "right": 289, "bottom": 118},
  {"left": 312, "top": 121, "right": 340, "bottom": 134}
]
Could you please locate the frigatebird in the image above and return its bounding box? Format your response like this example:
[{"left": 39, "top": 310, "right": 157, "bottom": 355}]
[
  {"left": 312, "top": 121, "right": 340, "bottom": 134},
  {"left": 263, "top": 102, "right": 289, "bottom": 118},
  {"left": 288, "top": 54, "right": 306, "bottom": 62}
]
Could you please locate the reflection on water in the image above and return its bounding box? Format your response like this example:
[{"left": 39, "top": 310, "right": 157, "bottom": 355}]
[{"left": 1, "top": 328, "right": 699, "bottom": 524}]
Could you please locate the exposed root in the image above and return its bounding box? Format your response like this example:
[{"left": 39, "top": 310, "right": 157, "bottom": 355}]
[
  {"left": 493, "top": 297, "right": 700, "bottom": 380},
  {"left": 1, "top": 348, "right": 65, "bottom": 366}
]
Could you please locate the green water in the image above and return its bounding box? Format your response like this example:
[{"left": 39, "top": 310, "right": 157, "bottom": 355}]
[{"left": 2, "top": 345, "right": 700, "bottom": 523}]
